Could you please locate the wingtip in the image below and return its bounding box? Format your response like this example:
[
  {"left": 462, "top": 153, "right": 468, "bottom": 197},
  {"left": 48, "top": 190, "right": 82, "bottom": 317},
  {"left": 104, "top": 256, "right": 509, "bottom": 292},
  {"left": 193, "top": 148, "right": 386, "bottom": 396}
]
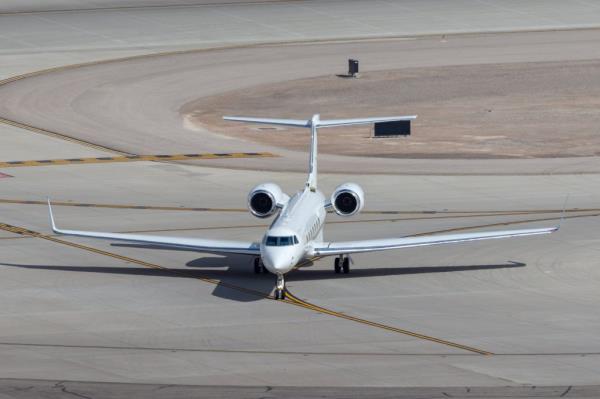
[
  {"left": 47, "top": 197, "right": 57, "bottom": 232},
  {"left": 557, "top": 194, "right": 569, "bottom": 231}
]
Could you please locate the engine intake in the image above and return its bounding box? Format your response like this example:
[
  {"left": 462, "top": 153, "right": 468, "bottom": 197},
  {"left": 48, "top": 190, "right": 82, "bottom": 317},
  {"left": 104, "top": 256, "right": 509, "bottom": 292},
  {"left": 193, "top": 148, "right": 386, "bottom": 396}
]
[
  {"left": 248, "top": 183, "right": 288, "bottom": 218},
  {"left": 331, "top": 182, "right": 364, "bottom": 216}
]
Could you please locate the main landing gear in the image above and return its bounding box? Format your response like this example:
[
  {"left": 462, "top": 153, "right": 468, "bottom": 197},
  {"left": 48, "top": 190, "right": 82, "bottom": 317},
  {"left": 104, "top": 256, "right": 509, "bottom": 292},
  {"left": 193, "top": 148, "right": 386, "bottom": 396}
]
[
  {"left": 334, "top": 255, "right": 350, "bottom": 274},
  {"left": 253, "top": 257, "right": 269, "bottom": 274},
  {"left": 275, "top": 273, "right": 286, "bottom": 300}
]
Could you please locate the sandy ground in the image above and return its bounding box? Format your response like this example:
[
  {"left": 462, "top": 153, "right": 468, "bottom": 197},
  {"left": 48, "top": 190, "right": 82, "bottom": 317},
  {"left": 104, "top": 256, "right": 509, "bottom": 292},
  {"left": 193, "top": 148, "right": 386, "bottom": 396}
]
[{"left": 184, "top": 59, "right": 600, "bottom": 159}]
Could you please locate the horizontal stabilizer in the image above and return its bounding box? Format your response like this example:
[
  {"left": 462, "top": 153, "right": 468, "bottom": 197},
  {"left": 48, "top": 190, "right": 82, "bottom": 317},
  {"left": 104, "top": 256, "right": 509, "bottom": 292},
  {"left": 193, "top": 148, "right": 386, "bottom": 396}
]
[
  {"left": 223, "top": 113, "right": 417, "bottom": 190},
  {"left": 223, "top": 115, "right": 417, "bottom": 129},
  {"left": 223, "top": 116, "right": 309, "bottom": 127},
  {"left": 317, "top": 115, "right": 417, "bottom": 128}
]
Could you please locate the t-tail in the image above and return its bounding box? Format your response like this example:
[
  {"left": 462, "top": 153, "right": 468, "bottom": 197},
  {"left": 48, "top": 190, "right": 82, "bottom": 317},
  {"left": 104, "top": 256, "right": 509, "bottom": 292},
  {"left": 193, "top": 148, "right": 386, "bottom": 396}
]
[{"left": 223, "top": 114, "right": 417, "bottom": 190}]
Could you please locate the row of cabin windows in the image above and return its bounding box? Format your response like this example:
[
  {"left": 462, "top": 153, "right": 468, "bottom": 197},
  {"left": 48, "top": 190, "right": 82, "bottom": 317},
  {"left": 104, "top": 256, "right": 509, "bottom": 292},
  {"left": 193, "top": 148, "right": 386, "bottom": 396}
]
[{"left": 305, "top": 216, "right": 321, "bottom": 242}]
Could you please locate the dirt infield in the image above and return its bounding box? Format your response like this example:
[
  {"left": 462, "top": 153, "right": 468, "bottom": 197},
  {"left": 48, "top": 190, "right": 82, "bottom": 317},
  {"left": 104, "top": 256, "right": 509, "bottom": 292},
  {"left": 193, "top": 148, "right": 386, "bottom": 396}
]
[{"left": 183, "top": 60, "right": 600, "bottom": 159}]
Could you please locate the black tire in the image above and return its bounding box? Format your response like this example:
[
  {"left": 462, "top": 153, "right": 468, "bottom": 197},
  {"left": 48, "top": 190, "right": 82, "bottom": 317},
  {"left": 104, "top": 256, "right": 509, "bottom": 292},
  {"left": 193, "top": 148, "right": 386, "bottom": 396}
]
[
  {"left": 342, "top": 258, "right": 350, "bottom": 274},
  {"left": 334, "top": 258, "right": 341, "bottom": 273},
  {"left": 254, "top": 258, "right": 261, "bottom": 274},
  {"left": 280, "top": 290, "right": 286, "bottom": 300}
]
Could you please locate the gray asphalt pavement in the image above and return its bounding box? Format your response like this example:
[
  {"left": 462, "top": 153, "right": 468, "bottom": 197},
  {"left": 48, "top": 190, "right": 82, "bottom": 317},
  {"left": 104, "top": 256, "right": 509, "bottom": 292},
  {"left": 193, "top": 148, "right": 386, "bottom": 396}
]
[
  {"left": 1, "top": 1, "right": 600, "bottom": 397},
  {"left": 1, "top": 379, "right": 598, "bottom": 398}
]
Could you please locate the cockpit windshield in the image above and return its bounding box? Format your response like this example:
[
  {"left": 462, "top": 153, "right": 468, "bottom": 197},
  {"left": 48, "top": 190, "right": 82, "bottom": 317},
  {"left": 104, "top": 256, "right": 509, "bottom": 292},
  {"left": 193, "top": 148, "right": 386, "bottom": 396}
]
[{"left": 265, "top": 235, "right": 299, "bottom": 246}]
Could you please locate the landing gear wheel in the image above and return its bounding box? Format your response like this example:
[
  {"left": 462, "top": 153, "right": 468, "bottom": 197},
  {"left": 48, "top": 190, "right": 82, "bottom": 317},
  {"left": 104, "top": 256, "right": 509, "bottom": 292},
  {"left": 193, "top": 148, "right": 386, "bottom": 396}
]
[
  {"left": 275, "top": 274, "right": 286, "bottom": 300},
  {"left": 275, "top": 289, "right": 286, "bottom": 300},
  {"left": 253, "top": 258, "right": 262, "bottom": 274},
  {"left": 342, "top": 257, "right": 350, "bottom": 274},
  {"left": 334, "top": 257, "right": 341, "bottom": 274}
]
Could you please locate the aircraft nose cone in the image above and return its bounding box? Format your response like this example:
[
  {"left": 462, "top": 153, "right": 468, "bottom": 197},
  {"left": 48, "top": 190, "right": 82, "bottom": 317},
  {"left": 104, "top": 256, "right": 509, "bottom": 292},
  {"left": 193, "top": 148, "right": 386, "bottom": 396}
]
[{"left": 263, "top": 249, "right": 293, "bottom": 273}]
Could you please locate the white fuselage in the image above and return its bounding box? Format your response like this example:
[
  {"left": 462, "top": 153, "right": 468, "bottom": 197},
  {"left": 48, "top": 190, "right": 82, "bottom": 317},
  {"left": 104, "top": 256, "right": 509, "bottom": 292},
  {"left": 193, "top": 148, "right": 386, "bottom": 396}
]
[{"left": 260, "top": 187, "right": 326, "bottom": 274}]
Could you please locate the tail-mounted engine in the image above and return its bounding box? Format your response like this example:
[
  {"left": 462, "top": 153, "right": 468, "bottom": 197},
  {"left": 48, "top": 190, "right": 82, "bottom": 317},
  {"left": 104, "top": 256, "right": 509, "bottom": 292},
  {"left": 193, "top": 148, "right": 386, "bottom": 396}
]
[
  {"left": 248, "top": 183, "right": 288, "bottom": 218},
  {"left": 330, "top": 183, "right": 364, "bottom": 216}
]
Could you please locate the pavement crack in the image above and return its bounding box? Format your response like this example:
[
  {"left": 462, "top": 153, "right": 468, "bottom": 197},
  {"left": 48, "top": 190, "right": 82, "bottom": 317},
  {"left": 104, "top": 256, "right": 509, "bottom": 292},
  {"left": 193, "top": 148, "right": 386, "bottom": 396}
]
[
  {"left": 155, "top": 384, "right": 175, "bottom": 391},
  {"left": 11, "top": 385, "right": 33, "bottom": 391},
  {"left": 54, "top": 381, "right": 93, "bottom": 399},
  {"left": 560, "top": 385, "right": 573, "bottom": 397}
]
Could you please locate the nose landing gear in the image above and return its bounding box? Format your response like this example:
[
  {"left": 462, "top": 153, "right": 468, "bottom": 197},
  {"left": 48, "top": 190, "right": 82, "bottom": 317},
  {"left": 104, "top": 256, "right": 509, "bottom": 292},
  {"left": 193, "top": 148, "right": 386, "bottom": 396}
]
[
  {"left": 275, "top": 273, "right": 286, "bottom": 300},
  {"left": 334, "top": 255, "right": 350, "bottom": 274}
]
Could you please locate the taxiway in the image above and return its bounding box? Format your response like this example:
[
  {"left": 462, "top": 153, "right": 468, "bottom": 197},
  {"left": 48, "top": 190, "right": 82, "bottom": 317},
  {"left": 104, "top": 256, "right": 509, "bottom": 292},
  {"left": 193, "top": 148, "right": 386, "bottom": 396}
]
[{"left": 1, "top": 1, "right": 600, "bottom": 397}]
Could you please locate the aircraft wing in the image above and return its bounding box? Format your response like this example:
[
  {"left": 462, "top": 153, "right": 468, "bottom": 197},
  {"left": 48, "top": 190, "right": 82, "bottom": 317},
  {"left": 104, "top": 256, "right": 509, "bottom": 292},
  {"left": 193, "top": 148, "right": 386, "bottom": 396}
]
[
  {"left": 312, "top": 226, "right": 557, "bottom": 256},
  {"left": 47, "top": 201, "right": 260, "bottom": 256}
]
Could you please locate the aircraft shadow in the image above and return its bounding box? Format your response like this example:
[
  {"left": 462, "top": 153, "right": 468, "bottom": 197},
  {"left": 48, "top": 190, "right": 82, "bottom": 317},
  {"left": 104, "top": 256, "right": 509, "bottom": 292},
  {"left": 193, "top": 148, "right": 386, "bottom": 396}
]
[
  {"left": 0, "top": 261, "right": 274, "bottom": 302},
  {"left": 0, "top": 260, "right": 525, "bottom": 302},
  {"left": 111, "top": 243, "right": 242, "bottom": 257},
  {"left": 289, "top": 261, "right": 526, "bottom": 281}
]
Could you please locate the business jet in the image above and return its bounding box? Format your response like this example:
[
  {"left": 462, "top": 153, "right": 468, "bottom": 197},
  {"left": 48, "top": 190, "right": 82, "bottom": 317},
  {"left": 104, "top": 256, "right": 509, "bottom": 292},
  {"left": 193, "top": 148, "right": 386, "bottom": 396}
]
[{"left": 48, "top": 114, "right": 558, "bottom": 300}]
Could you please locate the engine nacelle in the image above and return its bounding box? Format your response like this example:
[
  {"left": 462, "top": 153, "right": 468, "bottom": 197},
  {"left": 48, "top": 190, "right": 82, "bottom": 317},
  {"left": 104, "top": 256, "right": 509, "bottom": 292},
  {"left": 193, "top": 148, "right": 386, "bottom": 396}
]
[
  {"left": 330, "top": 182, "right": 364, "bottom": 217},
  {"left": 248, "top": 183, "right": 288, "bottom": 218}
]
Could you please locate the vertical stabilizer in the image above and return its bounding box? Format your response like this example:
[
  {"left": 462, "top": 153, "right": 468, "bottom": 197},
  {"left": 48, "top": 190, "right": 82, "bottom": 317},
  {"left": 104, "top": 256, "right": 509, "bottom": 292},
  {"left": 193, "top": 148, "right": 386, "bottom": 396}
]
[{"left": 222, "top": 113, "right": 417, "bottom": 192}]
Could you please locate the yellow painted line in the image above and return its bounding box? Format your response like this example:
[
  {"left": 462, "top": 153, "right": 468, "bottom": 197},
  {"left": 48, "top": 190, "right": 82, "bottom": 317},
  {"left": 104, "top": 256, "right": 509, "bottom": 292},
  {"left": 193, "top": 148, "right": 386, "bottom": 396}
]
[
  {"left": 0, "top": 198, "right": 247, "bottom": 212},
  {"left": 0, "top": 222, "right": 271, "bottom": 299},
  {"left": 0, "top": 50, "right": 281, "bottom": 159},
  {"left": 287, "top": 256, "right": 492, "bottom": 355},
  {"left": 283, "top": 290, "right": 493, "bottom": 356},
  {"left": 0, "top": 197, "right": 594, "bottom": 217},
  {"left": 0, "top": 0, "right": 312, "bottom": 16},
  {"left": 0, "top": 152, "right": 276, "bottom": 169},
  {"left": 0, "top": 222, "right": 491, "bottom": 354}
]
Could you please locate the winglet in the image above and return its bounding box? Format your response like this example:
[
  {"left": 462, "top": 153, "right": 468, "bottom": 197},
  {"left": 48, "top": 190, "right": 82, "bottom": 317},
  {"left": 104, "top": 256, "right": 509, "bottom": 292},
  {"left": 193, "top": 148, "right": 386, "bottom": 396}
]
[
  {"left": 557, "top": 194, "right": 569, "bottom": 231},
  {"left": 47, "top": 198, "right": 58, "bottom": 233}
]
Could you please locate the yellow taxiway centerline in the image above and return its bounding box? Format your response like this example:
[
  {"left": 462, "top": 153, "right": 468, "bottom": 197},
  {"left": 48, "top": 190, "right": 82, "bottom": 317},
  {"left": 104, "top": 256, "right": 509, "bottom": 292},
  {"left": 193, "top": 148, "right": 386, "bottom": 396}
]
[
  {"left": 284, "top": 290, "right": 493, "bottom": 356},
  {"left": 0, "top": 222, "right": 492, "bottom": 355}
]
